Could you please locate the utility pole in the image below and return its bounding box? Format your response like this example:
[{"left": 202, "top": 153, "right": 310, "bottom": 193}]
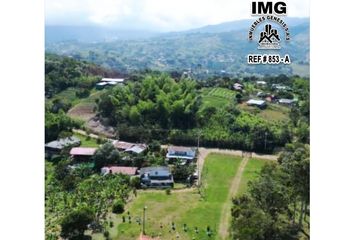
[
  {"left": 143, "top": 206, "right": 147, "bottom": 235},
  {"left": 196, "top": 129, "right": 202, "bottom": 186},
  {"left": 264, "top": 132, "right": 268, "bottom": 151}
]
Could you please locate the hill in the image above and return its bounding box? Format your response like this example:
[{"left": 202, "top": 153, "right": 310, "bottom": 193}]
[{"left": 45, "top": 18, "right": 309, "bottom": 77}]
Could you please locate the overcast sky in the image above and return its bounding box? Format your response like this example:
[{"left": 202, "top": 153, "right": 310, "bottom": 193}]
[{"left": 45, "top": 0, "right": 310, "bottom": 31}]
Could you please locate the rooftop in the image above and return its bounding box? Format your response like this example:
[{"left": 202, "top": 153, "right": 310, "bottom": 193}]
[
  {"left": 102, "top": 166, "right": 138, "bottom": 175},
  {"left": 140, "top": 166, "right": 171, "bottom": 177},
  {"left": 113, "top": 140, "right": 135, "bottom": 150},
  {"left": 125, "top": 144, "right": 147, "bottom": 154},
  {"left": 168, "top": 146, "right": 195, "bottom": 152},
  {"left": 279, "top": 98, "right": 296, "bottom": 104},
  {"left": 45, "top": 136, "right": 80, "bottom": 150},
  {"left": 247, "top": 99, "right": 266, "bottom": 105},
  {"left": 70, "top": 147, "right": 97, "bottom": 156},
  {"left": 101, "top": 78, "right": 125, "bottom": 83}
]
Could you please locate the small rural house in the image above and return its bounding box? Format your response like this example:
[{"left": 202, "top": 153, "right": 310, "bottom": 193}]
[
  {"left": 256, "top": 81, "right": 267, "bottom": 86},
  {"left": 166, "top": 146, "right": 196, "bottom": 164},
  {"left": 278, "top": 98, "right": 297, "bottom": 106},
  {"left": 271, "top": 84, "right": 291, "bottom": 91},
  {"left": 113, "top": 141, "right": 135, "bottom": 151},
  {"left": 45, "top": 136, "right": 81, "bottom": 158},
  {"left": 70, "top": 147, "right": 97, "bottom": 162},
  {"left": 246, "top": 99, "right": 267, "bottom": 109},
  {"left": 233, "top": 83, "right": 243, "bottom": 91},
  {"left": 96, "top": 78, "right": 125, "bottom": 89},
  {"left": 101, "top": 166, "right": 138, "bottom": 176},
  {"left": 125, "top": 144, "right": 147, "bottom": 154},
  {"left": 113, "top": 140, "right": 147, "bottom": 154},
  {"left": 140, "top": 166, "right": 174, "bottom": 188}
]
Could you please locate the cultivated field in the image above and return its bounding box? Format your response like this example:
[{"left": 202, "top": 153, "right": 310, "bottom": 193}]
[{"left": 200, "top": 88, "right": 235, "bottom": 109}]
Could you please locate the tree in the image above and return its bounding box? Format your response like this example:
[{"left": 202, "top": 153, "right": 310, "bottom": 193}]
[
  {"left": 93, "top": 143, "right": 121, "bottom": 170},
  {"left": 60, "top": 207, "right": 94, "bottom": 240},
  {"left": 278, "top": 143, "right": 310, "bottom": 227},
  {"left": 171, "top": 162, "right": 196, "bottom": 182},
  {"left": 112, "top": 200, "right": 125, "bottom": 214},
  {"left": 231, "top": 195, "right": 272, "bottom": 240},
  {"left": 45, "top": 110, "right": 81, "bottom": 142},
  {"left": 248, "top": 163, "right": 289, "bottom": 219}
]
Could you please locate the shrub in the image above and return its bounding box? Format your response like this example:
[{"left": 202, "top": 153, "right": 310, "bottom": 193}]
[
  {"left": 60, "top": 207, "right": 94, "bottom": 239},
  {"left": 166, "top": 188, "right": 171, "bottom": 195},
  {"left": 103, "top": 230, "right": 110, "bottom": 238},
  {"left": 130, "top": 176, "right": 141, "bottom": 189},
  {"left": 112, "top": 200, "right": 124, "bottom": 214}
]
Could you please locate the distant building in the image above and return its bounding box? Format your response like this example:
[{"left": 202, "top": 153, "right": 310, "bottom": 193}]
[
  {"left": 96, "top": 78, "right": 125, "bottom": 89},
  {"left": 125, "top": 144, "right": 147, "bottom": 154},
  {"left": 166, "top": 146, "right": 196, "bottom": 164},
  {"left": 113, "top": 141, "right": 135, "bottom": 151},
  {"left": 113, "top": 141, "right": 147, "bottom": 154},
  {"left": 233, "top": 83, "right": 243, "bottom": 91},
  {"left": 278, "top": 98, "right": 296, "bottom": 106},
  {"left": 45, "top": 136, "right": 81, "bottom": 158},
  {"left": 272, "top": 84, "right": 291, "bottom": 91},
  {"left": 246, "top": 99, "right": 267, "bottom": 109},
  {"left": 96, "top": 82, "right": 108, "bottom": 89},
  {"left": 101, "top": 166, "right": 138, "bottom": 176},
  {"left": 70, "top": 147, "right": 97, "bottom": 162},
  {"left": 256, "top": 81, "right": 267, "bottom": 86},
  {"left": 101, "top": 78, "right": 125, "bottom": 83},
  {"left": 140, "top": 166, "right": 174, "bottom": 188}
]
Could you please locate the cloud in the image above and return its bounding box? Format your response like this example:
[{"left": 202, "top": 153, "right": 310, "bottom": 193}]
[{"left": 45, "top": 0, "right": 310, "bottom": 31}]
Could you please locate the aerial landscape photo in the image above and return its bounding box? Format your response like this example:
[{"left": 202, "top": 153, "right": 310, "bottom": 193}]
[{"left": 45, "top": 1, "right": 310, "bottom": 239}]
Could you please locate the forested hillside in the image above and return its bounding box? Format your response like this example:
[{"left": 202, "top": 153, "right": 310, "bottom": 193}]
[{"left": 46, "top": 19, "right": 309, "bottom": 77}]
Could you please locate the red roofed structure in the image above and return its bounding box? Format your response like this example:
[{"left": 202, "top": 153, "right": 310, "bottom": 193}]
[
  {"left": 70, "top": 147, "right": 97, "bottom": 156},
  {"left": 70, "top": 147, "right": 97, "bottom": 162}
]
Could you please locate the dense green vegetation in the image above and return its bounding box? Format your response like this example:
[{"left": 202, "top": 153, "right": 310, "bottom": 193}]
[
  {"left": 96, "top": 73, "right": 304, "bottom": 153},
  {"left": 45, "top": 53, "right": 117, "bottom": 97},
  {"left": 45, "top": 159, "right": 132, "bottom": 239},
  {"left": 45, "top": 110, "right": 81, "bottom": 142},
  {"left": 230, "top": 143, "right": 309, "bottom": 240}
]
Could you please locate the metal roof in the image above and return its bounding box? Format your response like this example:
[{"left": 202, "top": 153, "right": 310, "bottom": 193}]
[
  {"left": 45, "top": 136, "right": 80, "bottom": 150},
  {"left": 101, "top": 166, "right": 138, "bottom": 175},
  {"left": 247, "top": 99, "right": 266, "bottom": 105},
  {"left": 101, "top": 78, "right": 125, "bottom": 82},
  {"left": 70, "top": 147, "right": 97, "bottom": 156},
  {"left": 125, "top": 145, "right": 147, "bottom": 154},
  {"left": 140, "top": 166, "right": 171, "bottom": 176}
]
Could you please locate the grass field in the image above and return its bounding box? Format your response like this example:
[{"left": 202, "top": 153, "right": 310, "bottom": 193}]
[
  {"left": 73, "top": 133, "right": 100, "bottom": 148},
  {"left": 237, "top": 158, "right": 267, "bottom": 196},
  {"left": 200, "top": 88, "right": 235, "bottom": 109},
  {"left": 239, "top": 103, "right": 290, "bottom": 122},
  {"left": 92, "top": 153, "right": 242, "bottom": 240}
]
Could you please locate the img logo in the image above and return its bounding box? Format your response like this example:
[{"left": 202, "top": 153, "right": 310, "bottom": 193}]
[
  {"left": 258, "top": 24, "right": 280, "bottom": 49},
  {"left": 248, "top": 1, "right": 290, "bottom": 50},
  {"left": 251, "top": 1, "right": 287, "bottom": 15}
]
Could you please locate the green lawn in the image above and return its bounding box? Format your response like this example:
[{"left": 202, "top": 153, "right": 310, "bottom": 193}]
[
  {"left": 238, "top": 103, "right": 290, "bottom": 122},
  {"left": 237, "top": 158, "right": 267, "bottom": 196},
  {"left": 92, "top": 153, "right": 242, "bottom": 240},
  {"left": 73, "top": 133, "right": 100, "bottom": 148}
]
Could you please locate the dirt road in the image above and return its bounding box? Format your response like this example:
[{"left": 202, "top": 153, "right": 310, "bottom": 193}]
[{"left": 218, "top": 156, "right": 250, "bottom": 239}]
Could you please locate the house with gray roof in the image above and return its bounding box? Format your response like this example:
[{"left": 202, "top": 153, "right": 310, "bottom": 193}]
[
  {"left": 45, "top": 136, "right": 81, "bottom": 158},
  {"left": 140, "top": 166, "right": 174, "bottom": 188}
]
